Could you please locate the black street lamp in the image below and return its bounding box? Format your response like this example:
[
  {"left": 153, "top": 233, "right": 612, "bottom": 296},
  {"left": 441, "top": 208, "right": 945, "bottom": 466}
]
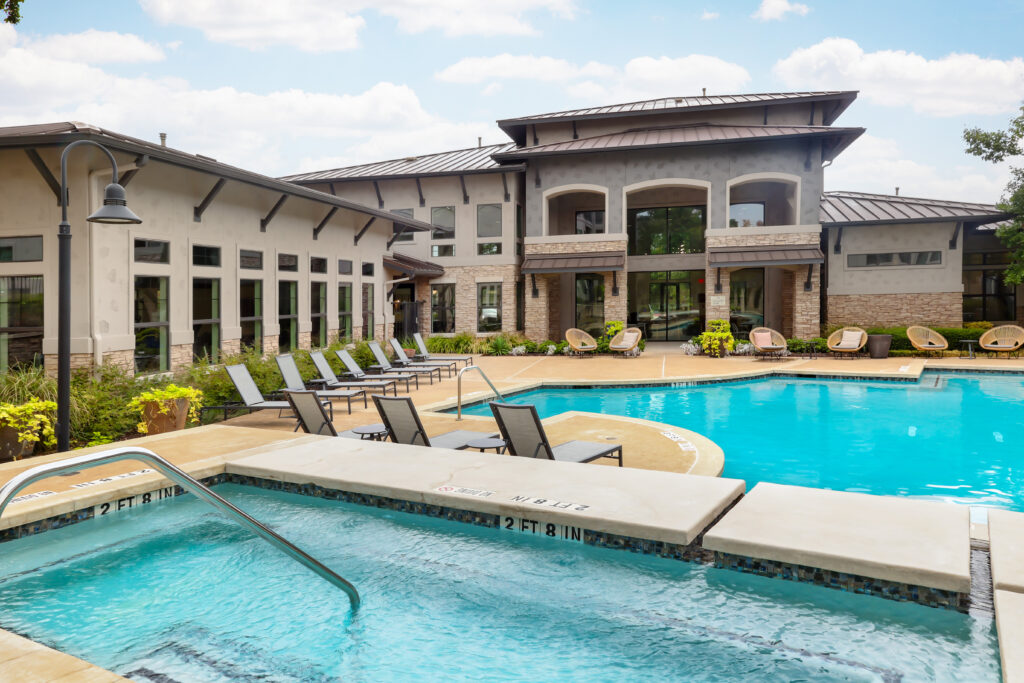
[{"left": 56, "top": 141, "right": 142, "bottom": 451}]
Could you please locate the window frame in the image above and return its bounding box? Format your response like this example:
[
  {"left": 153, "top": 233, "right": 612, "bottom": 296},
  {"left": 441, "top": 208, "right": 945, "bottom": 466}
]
[
  {"left": 846, "top": 251, "right": 943, "bottom": 268},
  {"left": 310, "top": 280, "right": 328, "bottom": 348},
  {"left": 431, "top": 244, "right": 455, "bottom": 257},
  {"left": 574, "top": 210, "right": 606, "bottom": 235},
  {"left": 476, "top": 203, "right": 502, "bottom": 238},
  {"left": 133, "top": 275, "right": 169, "bottom": 374},
  {"left": 431, "top": 205, "right": 456, "bottom": 240},
  {"left": 278, "top": 253, "right": 299, "bottom": 272},
  {"left": 310, "top": 256, "right": 328, "bottom": 274},
  {"left": 192, "top": 277, "right": 221, "bottom": 362},
  {"left": 0, "top": 236, "right": 43, "bottom": 263},
  {"left": 0, "top": 275, "right": 44, "bottom": 371},
  {"left": 192, "top": 244, "right": 221, "bottom": 267},
  {"left": 431, "top": 283, "right": 455, "bottom": 334},
  {"left": 239, "top": 278, "right": 263, "bottom": 353},
  {"left": 278, "top": 280, "right": 298, "bottom": 352},
  {"left": 134, "top": 238, "right": 170, "bottom": 264},
  {"left": 476, "top": 282, "right": 502, "bottom": 333},
  {"left": 240, "top": 249, "right": 263, "bottom": 270},
  {"left": 338, "top": 282, "right": 353, "bottom": 341}
]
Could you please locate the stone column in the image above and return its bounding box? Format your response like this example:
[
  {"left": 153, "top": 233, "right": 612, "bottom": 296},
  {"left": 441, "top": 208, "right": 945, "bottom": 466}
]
[
  {"left": 261, "top": 334, "right": 279, "bottom": 358},
  {"left": 603, "top": 271, "right": 627, "bottom": 329},
  {"left": 791, "top": 264, "right": 820, "bottom": 339},
  {"left": 524, "top": 273, "right": 551, "bottom": 341},
  {"left": 704, "top": 265, "right": 731, "bottom": 327}
]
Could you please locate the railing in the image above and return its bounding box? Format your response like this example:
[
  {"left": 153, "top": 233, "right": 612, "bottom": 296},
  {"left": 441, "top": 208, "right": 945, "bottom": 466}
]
[
  {"left": 456, "top": 365, "right": 505, "bottom": 420},
  {"left": 0, "top": 446, "right": 360, "bottom": 610}
]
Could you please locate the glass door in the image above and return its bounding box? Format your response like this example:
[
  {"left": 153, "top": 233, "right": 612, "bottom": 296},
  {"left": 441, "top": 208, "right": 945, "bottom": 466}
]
[
  {"left": 628, "top": 271, "right": 704, "bottom": 341},
  {"left": 574, "top": 274, "right": 605, "bottom": 337}
]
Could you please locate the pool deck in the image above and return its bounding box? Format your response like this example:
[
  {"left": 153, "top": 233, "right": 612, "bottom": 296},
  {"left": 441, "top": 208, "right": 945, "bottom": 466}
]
[{"left": 2, "top": 348, "right": 1024, "bottom": 681}]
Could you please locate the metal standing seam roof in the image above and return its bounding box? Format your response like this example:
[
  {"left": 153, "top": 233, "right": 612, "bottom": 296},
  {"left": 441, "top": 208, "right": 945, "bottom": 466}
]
[
  {"left": 492, "top": 123, "right": 864, "bottom": 163},
  {"left": 521, "top": 250, "right": 625, "bottom": 273},
  {"left": 383, "top": 251, "right": 444, "bottom": 277},
  {"left": 282, "top": 143, "right": 522, "bottom": 183},
  {"left": 0, "top": 121, "right": 435, "bottom": 233},
  {"left": 708, "top": 245, "right": 824, "bottom": 268},
  {"left": 820, "top": 191, "right": 1010, "bottom": 226}
]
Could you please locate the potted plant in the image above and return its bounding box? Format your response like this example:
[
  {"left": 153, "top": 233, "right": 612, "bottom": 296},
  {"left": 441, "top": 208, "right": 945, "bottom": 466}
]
[
  {"left": 0, "top": 398, "right": 57, "bottom": 462},
  {"left": 699, "top": 320, "right": 736, "bottom": 358},
  {"left": 128, "top": 384, "right": 203, "bottom": 435}
]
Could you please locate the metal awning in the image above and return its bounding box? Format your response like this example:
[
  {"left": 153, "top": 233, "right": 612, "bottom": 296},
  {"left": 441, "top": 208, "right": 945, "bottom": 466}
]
[
  {"left": 521, "top": 250, "right": 625, "bottom": 274},
  {"left": 708, "top": 245, "right": 824, "bottom": 268},
  {"left": 383, "top": 251, "right": 444, "bottom": 277}
]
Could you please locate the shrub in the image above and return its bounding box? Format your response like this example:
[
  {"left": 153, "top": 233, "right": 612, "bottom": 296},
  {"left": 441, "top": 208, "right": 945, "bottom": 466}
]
[
  {"left": 485, "top": 334, "right": 513, "bottom": 356},
  {"left": 72, "top": 363, "right": 162, "bottom": 445},
  {"left": 127, "top": 384, "right": 203, "bottom": 434},
  {"left": 700, "top": 320, "right": 735, "bottom": 357},
  {"left": 964, "top": 321, "right": 994, "bottom": 330},
  {"left": 786, "top": 337, "right": 827, "bottom": 354}
]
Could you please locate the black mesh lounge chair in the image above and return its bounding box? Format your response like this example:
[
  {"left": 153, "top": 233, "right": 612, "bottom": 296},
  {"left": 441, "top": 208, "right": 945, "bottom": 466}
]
[
  {"left": 285, "top": 390, "right": 339, "bottom": 436},
  {"left": 489, "top": 402, "right": 622, "bottom": 466},
  {"left": 372, "top": 395, "right": 496, "bottom": 449},
  {"left": 335, "top": 349, "right": 417, "bottom": 392},
  {"left": 309, "top": 349, "right": 399, "bottom": 396},
  {"left": 275, "top": 354, "right": 367, "bottom": 414},
  {"left": 226, "top": 364, "right": 332, "bottom": 426},
  {"left": 388, "top": 338, "right": 456, "bottom": 376},
  {"left": 367, "top": 341, "right": 442, "bottom": 384},
  {"left": 413, "top": 333, "right": 473, "bottom": 367}
]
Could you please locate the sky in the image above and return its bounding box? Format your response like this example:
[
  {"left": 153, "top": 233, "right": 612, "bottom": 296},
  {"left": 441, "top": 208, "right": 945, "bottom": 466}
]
[{"left": 3, "top": 0, "right": 1024, "bottom": 202}]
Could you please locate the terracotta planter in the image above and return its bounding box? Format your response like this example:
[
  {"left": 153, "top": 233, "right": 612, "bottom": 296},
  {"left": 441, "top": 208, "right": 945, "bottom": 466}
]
[
  {"left": 141, "top": 398, "right": 190, "bottom": 435},
  {"left": 404, "top": 348, "right": 417, "bottom": 358},
  {"left": 0, "top": 425, "right": 35, "bottom": 462}
]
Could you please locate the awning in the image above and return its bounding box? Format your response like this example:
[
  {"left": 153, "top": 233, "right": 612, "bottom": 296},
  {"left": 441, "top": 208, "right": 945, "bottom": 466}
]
[
  {"left": 708, "top": 245, "right": 824, "bottom": 268},
  {"left": 521, "top": 250, "right": 625, "bottom": 274},
  {"left": 383, "top": 251, "right": 444, "bottom": 277}
]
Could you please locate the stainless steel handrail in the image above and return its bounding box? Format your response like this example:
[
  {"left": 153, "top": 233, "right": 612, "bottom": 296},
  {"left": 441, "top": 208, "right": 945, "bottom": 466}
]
[
  {"left": 0, "top": 446, "right": 360, "bottom": 610},
  {"left": 456, "top": 365, "right": 505, "bottom": 420}
]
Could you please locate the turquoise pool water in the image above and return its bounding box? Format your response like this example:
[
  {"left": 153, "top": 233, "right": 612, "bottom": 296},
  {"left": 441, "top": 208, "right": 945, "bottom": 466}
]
[
  {"left": 460, "top": 372, "right": 1024, "bottom": 511},
  {"left": 0, "top": 485, "right": 1000, "bottom": 681}
]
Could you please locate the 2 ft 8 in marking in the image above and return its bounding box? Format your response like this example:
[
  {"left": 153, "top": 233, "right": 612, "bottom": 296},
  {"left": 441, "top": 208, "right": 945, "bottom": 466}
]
[
  {"left": 502, "top": 516, "right": 583, "bottom": 542},
  {"left": 98, "top": 487, "right": 176, "bottom": 516}
]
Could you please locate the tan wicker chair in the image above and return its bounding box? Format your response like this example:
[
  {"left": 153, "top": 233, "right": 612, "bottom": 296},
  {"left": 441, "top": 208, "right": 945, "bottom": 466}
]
[
  {"left": 748, "top": 326, "right": 787, "bottom": 361},
  {"left": 979, "top": 325, "right": 1024, "bottom": 357},
  {"left": 907, "top": 326, "right": 948, "bottom": 356},
  {"left": 609, "top": 327, "right": 643, "bottom": 357},
  {"left": 826, "top": 327, "right": 867, "bottom": 358},
  {"left": 565, "top": 328, "right": 598, "bottom": 356}
]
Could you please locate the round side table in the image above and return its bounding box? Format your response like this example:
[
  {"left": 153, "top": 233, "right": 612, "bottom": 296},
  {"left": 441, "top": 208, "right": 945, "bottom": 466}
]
[
  {"left": 466, "top": 437, "right": 507, "bottom": 453},
  {"left": 352, "top": 423, "right": 389, "bottom": 441}
]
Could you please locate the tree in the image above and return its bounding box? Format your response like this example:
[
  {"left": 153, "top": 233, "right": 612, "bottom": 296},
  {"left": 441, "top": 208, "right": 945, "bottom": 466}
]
[
  {"left": 3, "top": 0, "right": 23, "bottom": 24},
  {"left": 964, "top": 104, "right": 1024, "bottom": 285}
]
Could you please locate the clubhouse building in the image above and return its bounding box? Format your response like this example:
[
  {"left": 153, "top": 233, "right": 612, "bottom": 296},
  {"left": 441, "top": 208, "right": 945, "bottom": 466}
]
[{"left": 0, "top": 91, "right": 1015, "bottom": 374}]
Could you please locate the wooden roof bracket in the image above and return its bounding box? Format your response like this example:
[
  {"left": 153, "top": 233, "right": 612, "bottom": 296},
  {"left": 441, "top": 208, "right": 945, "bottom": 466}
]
[
  {"left": 804, "top": 264, "right": 814, "bottom": 291},
  {"left": 501, "top": 173, "right": 510, "bottom": 202},
  {"left": 119, "top": 155, "right": 149, "bottom": 188},
  {"left": 612, "top": 271, "right": 619, "bottom": 296},
  {"left": 459, "top": 174, "right": 469, "bottom": 204},
  {"left": 259, "top": 194, "right": 288, "bottom": 232},
  {"left": 808, "top": 101, "right": 817, "bottom": 125},
  {"left": 373, "top": 180, "right": 384, "bottom": 208},
  {"left": 354, "top": 216, "right": 376, "bottom": 245},
  {"left": 949, "top": 221, "right": 962, "bottom": 249},
  {"left": 387, "top": 223, "right": 409, "bottom": 249},
  {"left": 833, "top": 225, "right": 843, "bottom": 254},
  {"left": 572, "top": 121, "right": 579, "bottom": 140},
  {"left": 313, "top": 207, "right": 338, "bottom": 240},
  {"left": 715, "top": 268, "right": 723, "bottom": 293},
  {"left": 194, "top": 178, "right": 227, "bottom": 222},
  {"left": 24, "top": 149, "right": 61, "bottom": 204},
  {"left": 415, "top": 178, "right": 425, "bottom": 207}
]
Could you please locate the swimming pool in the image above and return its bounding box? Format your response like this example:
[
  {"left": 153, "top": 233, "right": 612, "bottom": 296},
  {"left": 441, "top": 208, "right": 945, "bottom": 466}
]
[
  {"left": 458, "top": 372, "right": 1024, "bottom": 511},
  {"left": 0, "top": 484, "right": 1000, "bottom": 680}
]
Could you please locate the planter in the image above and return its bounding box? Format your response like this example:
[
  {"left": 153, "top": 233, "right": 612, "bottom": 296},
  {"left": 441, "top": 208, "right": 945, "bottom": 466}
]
[
  {"left": 867, "top": 334, "right": 893, "bottom": 359},
  {"left": 141, "top": 398, "right": 190, "bottom": 435},
  {"left": 0, "top": 425, "right": 34, "bottom": 462}
]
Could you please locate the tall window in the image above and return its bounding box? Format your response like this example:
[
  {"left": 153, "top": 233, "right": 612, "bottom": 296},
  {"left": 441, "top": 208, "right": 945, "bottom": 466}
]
[
  {"left": 338, "top": 283, "right": 353, "bottom": 340},
  {"left": 729, "top": 203, "right": 765, "bottom": 227},
  {"left": 362, "top": 283, "right": 375, "bottom": 339},
  {"left": 278, "top": 281, "right": 298, "bottom": 352},
  {"left": 192, "top": 278, "right": 220, "bottom": 361},
  {"left": 575, "top": 210, "right": 605, "bottom": 234},
  {"left": 730, "top": 268, "right": 764, "bottom": 337},
  {"left": 575, "top": 275, "right": 605, "bottom": 338},
  {"left": 431, "top": 283, "right": 455, "bottom": 333},
  {"left": 431, "top": 206, "right": 455, "bottom": 240},
  {"left": 240, "top": 279, "right": 262, "bottom": 352},
  {"left": 628, "top": 206, "right": 706, "bottom": 255},
  {"left": 964, "top": 269, "right": 1016, "bottom": 322},
  {"left": 311, "top": 281, "right": 327, "bottom": 348},
  {"left": 392, "top": 208, "right": 414, "bottom": 242},
  {"left": 0, "top": 276, "right": 43, "bottom": 371},
  {"left": 477, "top": 283, "right": 502, "bottom": 333},
  {"left": 134, "top": 276, "right": 168, "bottom": 373},
  {"left": 477, "top": 204, "right": 501, "bottom": 237}
]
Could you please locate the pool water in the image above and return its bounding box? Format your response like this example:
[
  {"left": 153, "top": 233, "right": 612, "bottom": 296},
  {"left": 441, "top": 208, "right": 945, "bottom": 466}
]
[
  {"left": 460, "top": 372, "right": 1024, "bottom": 511},
  {"left": 0, "top": 485, "right": 1000, "bottom": 681}
]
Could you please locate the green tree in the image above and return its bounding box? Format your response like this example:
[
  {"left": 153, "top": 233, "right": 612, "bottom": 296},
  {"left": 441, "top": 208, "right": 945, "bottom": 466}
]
[
  {"left": 964, "top": 104, "right": 1024, "bottom": 284},
  {"left": 3, "top": 0, "right": 23, "bottom": 23}
]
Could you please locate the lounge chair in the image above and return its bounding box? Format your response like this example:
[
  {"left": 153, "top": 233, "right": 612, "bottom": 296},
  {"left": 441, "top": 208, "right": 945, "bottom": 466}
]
[
  {"left": 309, "top": 349, "right": 399, "bottom": 396},
  {"left": 335, "top": 349, "right": 418, "bottom": 392},
  {"left": 609, "top": 327, "right": 643, "bottom": 357},
  {"left": 826, "top": 327, "right": 867, "bottom": 358},
  {"left": 565, "top": 328, "right": 597, "bottom": 356},
  {"left": 388, "top": 338, "right": 456, "bottom": 376},
  {"left": 226, "top": 363, "right": 332, "bottom": 425},
  {"left": 413, "top": 332, "right": 473, "bottom": 367},
  {"left": 749, "top": 326, "right": 788, "bottom": 361},
  {"left": 275, "top": 354, "right": 367, "bottom": 414},
  {"left": 372, "top": 395, "right": 496, "bottom": 449},
  {"left": 367, "top": 341, "right": 442, "bottom": 383},
  {"left": 489, "top": 402, "right": 623, "bottom": 466},
  {"left": 907, "top": 326, "right": 948, "bottom": 356},
  {"left": 980, "top": 325, "right": 1024, "bottom": 357},
  {"left": 286, "top": 389, "right": 376, "bottom": 440}
]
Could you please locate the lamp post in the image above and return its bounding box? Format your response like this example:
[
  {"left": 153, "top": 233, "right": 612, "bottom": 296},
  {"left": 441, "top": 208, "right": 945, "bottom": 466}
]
[{"left": 56, "top": 141, "right": 142, "bottom": 451}]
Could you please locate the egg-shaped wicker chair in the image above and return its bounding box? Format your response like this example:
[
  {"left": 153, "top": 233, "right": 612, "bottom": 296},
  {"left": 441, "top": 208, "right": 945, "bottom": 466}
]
[
  {"left": 748, "top": 327, "right": 788, "bottom": 361},
  {"left": 565, "top": 328, "right": 598, "bottom": 356},
  {"left": 906, "top": 326, "right": 948, "bottom": 356},
  {"left": 979, "top": 325, "right": 1024, "bottom": 357},
  {"left": 826, "top": 327, "right": 867, "bottom": 358}
]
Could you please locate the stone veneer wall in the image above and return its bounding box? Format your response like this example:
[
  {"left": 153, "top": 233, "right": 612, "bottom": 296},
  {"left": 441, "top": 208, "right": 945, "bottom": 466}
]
[
  {"left": 704, "top": 232, "right": 820, "bottom": 248},
  {"left": 297, "top": 331, "right": 312, "bottom": 351},
  {"left": 603, "top": 272, "right": 626, "bottom": 327},
  {"left": 524, "top": 238, "right": 627, "bottom": 256},
  {"left": 524, "top": 273, "right": 552, "bottom": 341},
  {"left": 828, "top": 293, "right": 963, "bottom": 328},
  {"left": 792, "top": 265, "right": 820, "bottom": 339},
  {"left": 448, "top": 264, "right": 519, "bottom": 336},
  {"left": 43, "top": 353, "right": 93, "bottom": 377},
  {"left": 221, "top": 338, "right": 241, "bottom": 357},
  {"left": 170, "top": 344, "right": 192, "bottom": 372},
  {"left": 781, "top": 272, "right": 795, "bottom": 338},
  {"left": 703, "top": 266, "right": 730, "bottom": 323},
  {"left": 414, "top": 276, "right": 432, "bottom": 338},
  {"left": 261, "top": 335, "right": 280, "bottom": 358}
]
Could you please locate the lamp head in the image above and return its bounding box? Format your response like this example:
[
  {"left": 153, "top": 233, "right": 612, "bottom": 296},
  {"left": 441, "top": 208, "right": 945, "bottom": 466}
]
[{"left": 86, "top": 183, "right": 142, "bottom": 224}]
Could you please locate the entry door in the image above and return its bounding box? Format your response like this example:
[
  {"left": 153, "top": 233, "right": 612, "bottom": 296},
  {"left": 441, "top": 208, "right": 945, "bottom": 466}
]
[
  {"left": 392, "top": 283, "right": 418, "bottom": 339},
  {"left": 648, "top": 274, "right": 703, "bottom": 341}
]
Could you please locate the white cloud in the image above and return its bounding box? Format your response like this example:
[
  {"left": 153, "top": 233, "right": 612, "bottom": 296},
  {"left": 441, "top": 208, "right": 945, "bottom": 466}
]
[
  {"left": 701, "top": 10, "right": 719, "bottom": 20},
  {"left": 139, "top": 0, "right": 576, "bottom": 52},
  {"left": 437, "top": 54, "right": 750, "bottom": 102},
  {"left": 0, "top": 23, "right": 494, "bottom": 175},
  {"left": 826, "top": 133, "right": 1010, "bottom": 203},
  {"left": 20, "top": 29, "right": 165, "bottom": 63},
  {"left": 775, "top": 38, "right": 1024, "bottom": 116},
  {"left": 752, "top": 0, "right": 809, "bottom": 21}
]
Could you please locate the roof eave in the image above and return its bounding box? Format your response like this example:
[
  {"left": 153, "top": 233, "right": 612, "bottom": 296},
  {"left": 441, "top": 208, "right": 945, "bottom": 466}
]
[
  {"left": 286, "top": 164, "right": 526, "bottom": 184},
  {"left": 822, "top": 214, "right": 1011, "bottom": 228}
]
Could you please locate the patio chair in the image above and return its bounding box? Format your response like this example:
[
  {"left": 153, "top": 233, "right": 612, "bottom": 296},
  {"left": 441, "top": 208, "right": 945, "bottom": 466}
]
[
  {"left": 367, "top": 341, "right": 442, "bottom": 384},
  {"left": 748, "top": 327, "right": 788, "bottom": 361},
  {"left": 413, "top": 332, "right": 473, "bottom": 367},
  {"left": 826, "top": 327, "right": 867, "bottom": 358},
  {"left": 907, "top": 326, "right": 948, "bottom": 356},
  {"left": 979, "top": 325, "right": 1024, "bottom": 357},
  {"left": 275, "top": 354, "right": 367, "bottom": 414},
  {"left": 226, "top": 363, "right": 332, "bottom": 426},
  {"left": 285, "top": 389, "right": 373, "bottom": 440},
  {"left": 372, "top": 395, "right": 496, "bottom": 449},
  {"left": 335, "top": 349, "right": 418, "bottom": 392},
  {"left": 489, "top": 402, "right": 623, "bottom": 466},
  {"left": 565, "top": 328, "right": 598, "bottom": 356},
  {"left": 608, "top": 327, "right": 643, "bottom": 357},
  {"left": 388, "top": 337, "right": 456, "bottom": 376},
  {"left": 309, "top": 349, "right": 399, "bottom": 396}
]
